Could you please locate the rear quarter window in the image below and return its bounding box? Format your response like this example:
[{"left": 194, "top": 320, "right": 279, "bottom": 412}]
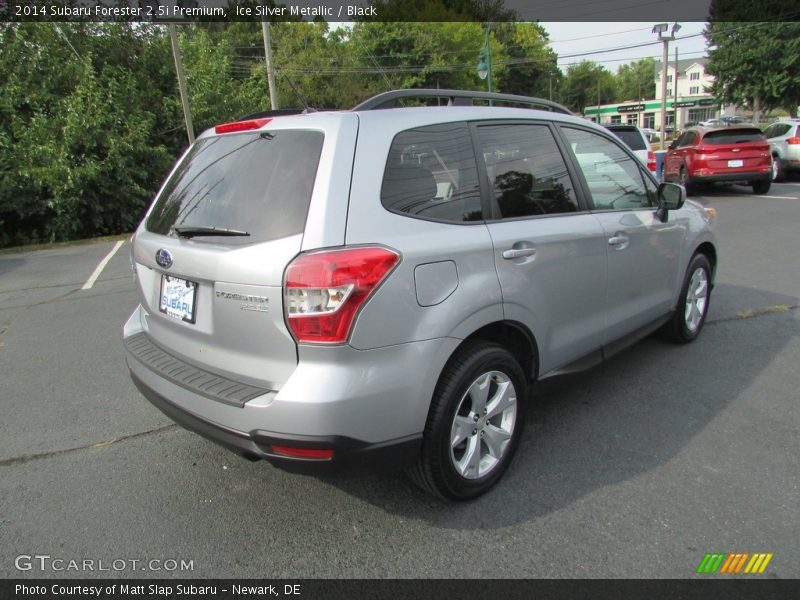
[{"left": 146, "top": 130, "right": 324, "bottom": 244}]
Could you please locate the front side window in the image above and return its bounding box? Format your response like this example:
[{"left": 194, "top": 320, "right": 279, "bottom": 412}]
[
  {"left": 562, "top": 127, "right": 653, "bottom": 210},
  {"left": 381, "top": 122, "right": 482, "bottom": 223},
  {"left": 477, "top": 123, "right": 579, "bottom": 218}
]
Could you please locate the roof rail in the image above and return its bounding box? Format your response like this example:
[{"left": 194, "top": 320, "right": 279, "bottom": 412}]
[{"left": 352, "top": 89, "right": 573, "bottom": 115}]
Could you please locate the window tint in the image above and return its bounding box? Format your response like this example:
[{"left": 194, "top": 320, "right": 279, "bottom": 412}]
[
  {"left": 147, "top": 130, "right": 323, "bottom": 244},
  {"left": 606, "top": 127, "right": 647, "bottom": 151},
  {"left": 381, "top": 123, "right": 482, "bottom": 223},
  {"left": 477, "top": 124, "right": 579, "bottom": 218},
  {"left": 702, "top": 129, "right": 765, "bottom": 145},
  {"left": 562, "top": 127, "right": 652, "bottom": 210},
  {"left": 766, "top": 124, "right": 792, "bottom": 139},
  {"left": 678, "top": 131, "right": 697, "bottom": 147}
]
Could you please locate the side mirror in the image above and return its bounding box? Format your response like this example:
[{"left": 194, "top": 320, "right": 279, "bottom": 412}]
[{"left": 656, "top": 182, "right": 685, "bottom": 222}]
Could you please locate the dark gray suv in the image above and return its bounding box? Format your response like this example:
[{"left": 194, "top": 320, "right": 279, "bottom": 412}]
[{"left": 124, "top": 90, "right": 717, "bottom": 500}]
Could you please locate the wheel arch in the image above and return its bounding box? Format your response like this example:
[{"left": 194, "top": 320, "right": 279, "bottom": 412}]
[{"left": 448, "top": 320, "right": 539, "bottom": 383}]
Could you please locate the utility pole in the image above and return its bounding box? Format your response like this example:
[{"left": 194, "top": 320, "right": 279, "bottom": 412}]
[
  {"left": 674, "top": 47, "right": 679, "bottom": 131},
  {"left": 653, "top": 22, "right": 680, "bottom": 150},
  {"left": 597, "top": 77, "right": 601, "bottom": 123},
  {"left": 262, "top": 20, "right": 278, "bottom": 110},
  {"left": 169, "top": 23, "right": 194, "bottom": 145}
]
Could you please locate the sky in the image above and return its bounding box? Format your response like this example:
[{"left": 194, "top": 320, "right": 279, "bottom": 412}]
[{"left": 540, "top": 22, "right": 709, "bottom": 73}]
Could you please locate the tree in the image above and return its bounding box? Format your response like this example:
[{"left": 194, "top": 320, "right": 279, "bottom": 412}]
[
  {"left": 615, "top": 58, "right": 656, "bottom": 103},
  {"left": 705, "top": 1, "right": 800, "bottom": 118},
  {"left": 493, "top": 22, "right": 560, "bottom": 98},
  {"left": 561, "top": 60, "right": 615, "bottom": 115}
]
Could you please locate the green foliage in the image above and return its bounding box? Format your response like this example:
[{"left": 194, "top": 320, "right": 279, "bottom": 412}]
[
  {"left": 561, "top": 60, "right": 615, "bottom": 114},
  {"left": 615, "top": 58, "right": 656, "bottom": 102},
  {"left": 705, "top": 4, "right": 800, "bottom": 117}
]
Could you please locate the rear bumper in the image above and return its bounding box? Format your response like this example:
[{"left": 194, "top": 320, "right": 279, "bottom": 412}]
[
  {"left": 690, "top": 171, "right": 771, "bottom": 184},
  {"left": 130, "top": 369, "right": 421, "bottom": 474}
]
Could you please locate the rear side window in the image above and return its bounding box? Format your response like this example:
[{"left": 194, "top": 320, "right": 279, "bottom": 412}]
[
  {"left": 147, "top": 130, "right": 324, "bottom": 244},
  {"left": 765, "top": 124, "right": 792, "bottom": 139},
  {"left": 381, "top": 122, "right": 482, "bottom": 223},
  {"left": 477, "top": 123, "right": 579, "bottom": 218},
  {"left": 607, "top": 128, "right": 647, "bottom": 151},
  {"left": 702, "top": 129, "right": 765, "bottom": 145}
]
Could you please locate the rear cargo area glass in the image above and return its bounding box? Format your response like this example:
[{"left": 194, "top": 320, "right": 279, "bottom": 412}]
[
  {"left": 147, "top": 130, "right": 324, "bottom": 244},
  {"left": 703, "top": 129, "right": 764, "bottom": 145}
]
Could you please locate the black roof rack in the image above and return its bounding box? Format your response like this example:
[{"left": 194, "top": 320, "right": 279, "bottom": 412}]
[{"left": 352, "top": 89, "right": 573, "bottom": 115}]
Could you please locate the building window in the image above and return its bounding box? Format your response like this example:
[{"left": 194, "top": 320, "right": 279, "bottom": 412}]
[
  {"left": 690, "top": 86, "right": 700, "bottom": 95},
  {"left": 643, "top": 113, "right": 655, "bottom": 129},
  {"left": 611, "top": 115, "right": 622, "bottom": 124},
  {"left": 667, "top": 75, "right": 673, "bottom": 83},
  {"left": 666, "top": 88, "right": 672, "bottom": 97},
  {"left": 627, "top": 114, "right": 638, "bottom": 125},
  {"left": 690, "top": 72, "right": 700, "bottom": 81},
  {"left": 688, "top": 108, "right": 714, "bottom": 123}
]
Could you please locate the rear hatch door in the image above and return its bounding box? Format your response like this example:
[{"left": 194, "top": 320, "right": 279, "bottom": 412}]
[
  {"left": 699, "top": 128, "right": 770, "bottom": 171},
  {"left": 131, "top": 114, "right": 357, "bottom": 390}
]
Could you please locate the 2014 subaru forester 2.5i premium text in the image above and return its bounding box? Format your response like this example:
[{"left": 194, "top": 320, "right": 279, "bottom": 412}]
[{"left": 124, "top": 89, "right": 718, "bottom": 500}]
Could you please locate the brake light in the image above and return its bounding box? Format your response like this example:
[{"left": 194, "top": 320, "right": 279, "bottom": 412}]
[
  {"left": 271, "top": 445, "right": 334, "bottom": 460},
  {"left": 787, "top": 137, "right": 800, "bottom": 145},
  {"left": 647, "top": 150, "right": 657, "bottom": 172},
  {"left": 284, "top": 247, "right": 400, "bottom": 344},
  {"left": 214, "top": 117, "right": 272, "bottom": 134}
]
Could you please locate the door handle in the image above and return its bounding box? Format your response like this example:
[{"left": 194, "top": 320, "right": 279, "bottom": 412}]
[
  {"left": 502, "top": 247, "right": 537, "bottom": 260},
  {"left": 608, "top": 234, "right": 629, "bottom": 246}
]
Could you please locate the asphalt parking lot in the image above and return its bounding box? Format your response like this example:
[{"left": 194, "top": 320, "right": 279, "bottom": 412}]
[{"left": 1, "top": 181, "right": 799, "bottom": 579}]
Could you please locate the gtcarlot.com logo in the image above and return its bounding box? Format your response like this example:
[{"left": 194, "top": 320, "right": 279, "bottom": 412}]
[
  {"left": 696, "top": 552, "right": 773, "bottom": 575},
  {"left": 15, "top": 555, "right": 194, "bottom": 573}
]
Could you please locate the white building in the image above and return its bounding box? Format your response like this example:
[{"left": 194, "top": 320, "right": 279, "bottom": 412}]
[{"left": 585, "top": 57, "right": 732, "bottom": 131}]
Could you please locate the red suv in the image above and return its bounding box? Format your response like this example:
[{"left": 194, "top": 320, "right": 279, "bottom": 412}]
[{"left": 664, "top": 126, "right": 772, "bottom": 194}]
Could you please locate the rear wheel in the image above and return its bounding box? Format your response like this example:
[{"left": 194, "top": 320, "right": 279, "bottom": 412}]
[
  {"left": 752, "top": 179, "right": 771, "bottom": 195},
  {"left": 661, "top": 253, "right": 712, "bottom": 343},
  {"left": 407, "top": 341, "right": 526, "bottom": 500}
]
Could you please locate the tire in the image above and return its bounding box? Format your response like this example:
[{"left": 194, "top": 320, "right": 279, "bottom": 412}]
[
  {"left": 679, "top": 166, "right": 693, "bottom": 194},
  {"left": 752, "top": 179, "right": 771, "bottom": 194},
  {"left": 661, "top": 253, "right": 712, "bottom": 343},
  {"left": 772, "top": 156, "right": 784, "bottom": 182},
  {"left": 407, "top": 341, "right": 527, "bottom": 501}
]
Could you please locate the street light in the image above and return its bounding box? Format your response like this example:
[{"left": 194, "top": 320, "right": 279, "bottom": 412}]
[
  {"left": 653, "top": 22, "right": 681, "bottom": 150},
  {"left": 476, "top": 24, "right": 493, "bottom": 97}
]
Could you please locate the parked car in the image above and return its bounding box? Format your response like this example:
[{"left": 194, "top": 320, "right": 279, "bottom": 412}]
[
  {"left": 763, "top": 118, "right": 800, "bottom": 181},
  {"left": 663, "top": 125, "right": 772, "bottom": 194},
  {"left": 603, "top": 124, "right": 657, "bottom": 172},
  {"left": 123, "top": 89, "right": 717, "bottom": 500},
  {"left": 720, "top": 116, "right": 751, "bottom": 126},
  {"left": 699, "top": 118, "right": 724, "bottom": 128}
]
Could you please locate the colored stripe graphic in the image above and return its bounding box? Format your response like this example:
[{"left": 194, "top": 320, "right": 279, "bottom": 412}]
[{"left": 697, "top": 553, "right": 773, "bottom": 574}]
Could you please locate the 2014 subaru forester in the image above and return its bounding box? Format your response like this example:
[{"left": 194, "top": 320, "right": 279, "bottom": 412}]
[{"left": 124, "top": 89, "right": 717, "bottom": 500}]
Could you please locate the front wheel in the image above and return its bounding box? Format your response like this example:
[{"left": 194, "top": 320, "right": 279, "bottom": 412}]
[
  {"left": 407, "top": 342, "right": 527, "bottom": 500},
  {"left": 661, "top": 253, "right": 712, "bottom": 343},
  {"left": 772, "top": 157, "right": 784, "bottom": 182}
]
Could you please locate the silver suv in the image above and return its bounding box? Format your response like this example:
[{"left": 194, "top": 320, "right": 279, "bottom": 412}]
[
  {"left": 124, "top": 89, "right": 717, "bottom": 500},
  {"left": 764, "top": 119, "right": 800, "bottom": 181}
]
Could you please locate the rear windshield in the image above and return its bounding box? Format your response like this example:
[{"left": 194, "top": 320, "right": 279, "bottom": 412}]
[
  {"left": 702, "top": 129, "right": 765, "bottom": 145},
  {"left": 606, "top": 128, "right": 647, "bottom": 151},
  {"left": 146, "top": 130, "right": 324, "bottom": 244}
]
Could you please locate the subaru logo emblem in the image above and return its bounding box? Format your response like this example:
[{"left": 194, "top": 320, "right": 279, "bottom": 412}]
[{"left": 155, "top": 249, "right": 173, "bottom": 269}]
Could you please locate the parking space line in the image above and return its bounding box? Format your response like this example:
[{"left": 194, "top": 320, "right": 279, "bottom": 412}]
[
  {"left": 81, "top": 240, "right": 125, "bottom": 290},
  {"left": 760, "top": 195, "right": 798, "bottom": 200}
]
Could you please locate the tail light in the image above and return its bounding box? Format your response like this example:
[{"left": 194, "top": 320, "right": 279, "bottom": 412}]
[
  {"left": 284, "top": 246, "right": 400, "bottom": 344},
  {"left": 214, "top": 117, "right": 271, "bottom": 134},
  {"left": 647, "top": 150, "right": 657, "bottom": 172},
  {"left": 787, "top": 137, "right": 800, "bottom": 145}
]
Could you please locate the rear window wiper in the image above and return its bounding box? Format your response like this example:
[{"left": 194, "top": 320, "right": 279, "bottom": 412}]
[{"left": 173, "top": 226, "right": 250, "bottom": 238}]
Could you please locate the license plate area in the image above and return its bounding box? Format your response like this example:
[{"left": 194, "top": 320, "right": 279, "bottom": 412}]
[
  {"left": 728, "top": 159, "right": 744, "bottom": 168},
  {"left": 159, "top": 274, "right": 198, "bottom": 323}
]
